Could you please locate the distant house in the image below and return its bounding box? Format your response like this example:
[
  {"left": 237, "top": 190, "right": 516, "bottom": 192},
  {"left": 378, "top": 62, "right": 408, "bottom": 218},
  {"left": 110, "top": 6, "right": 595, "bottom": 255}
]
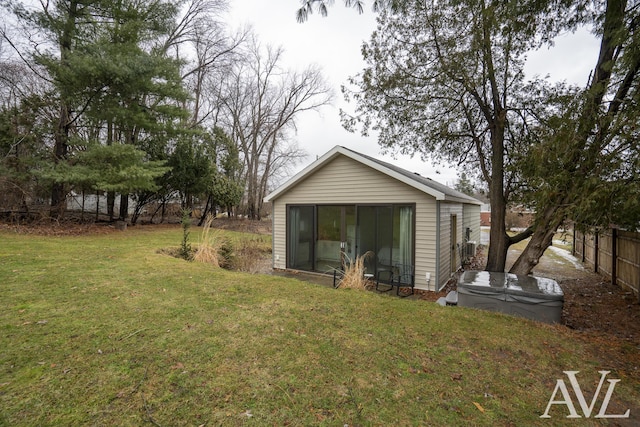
[
  {"left": 481, "top": 204, "right": 491, "bottom": 226},
  {"left": 263, "top": 146, "right": 482, "bottom": 291}
]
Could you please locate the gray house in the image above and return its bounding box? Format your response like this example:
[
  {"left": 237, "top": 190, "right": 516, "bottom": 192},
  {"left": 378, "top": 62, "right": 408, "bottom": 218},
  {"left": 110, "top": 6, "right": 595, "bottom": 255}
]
[{"left": 264, "top": 146, "right": 481, "bottom": 291}]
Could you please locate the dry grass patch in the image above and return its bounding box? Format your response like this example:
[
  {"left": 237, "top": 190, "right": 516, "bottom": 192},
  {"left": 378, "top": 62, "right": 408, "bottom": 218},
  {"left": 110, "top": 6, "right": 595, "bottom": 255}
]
[
  {"left": 230, "top": 237, "right": 270, "bottom": 273},
  {"left": 158, "top": 220, "right": 271, "bottom": 273},
  {"left": 193, "top": 215, "right": 228, "bottom": 267},
  {"left": 338, "top": 251, "right": 374, "bottom": 290}
]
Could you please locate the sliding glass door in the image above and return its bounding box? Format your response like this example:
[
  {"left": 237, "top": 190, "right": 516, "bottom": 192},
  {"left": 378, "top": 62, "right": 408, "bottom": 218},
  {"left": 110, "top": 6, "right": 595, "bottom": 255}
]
[
  {"left": 287, "top": 204, "right": 413, "bottom": 276},
  {"left": 356, "top": 205, "right": 413, "bottom": 280},
  {"left": 315, "top": 206, "right": 355, "bottom": 272},
  {"left": 287, "top": 206, "right": 314, "bottom": 270}
]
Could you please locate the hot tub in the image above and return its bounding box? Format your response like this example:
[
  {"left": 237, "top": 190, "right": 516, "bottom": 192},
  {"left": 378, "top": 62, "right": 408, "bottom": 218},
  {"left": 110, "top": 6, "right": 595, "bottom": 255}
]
[{"left": 457, "top": 271, "right": 564, "bottom": 323}]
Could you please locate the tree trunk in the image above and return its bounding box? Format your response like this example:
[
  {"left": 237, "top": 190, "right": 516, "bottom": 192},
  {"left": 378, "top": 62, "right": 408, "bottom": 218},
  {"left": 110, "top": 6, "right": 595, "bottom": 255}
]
[
  {"left": 509, "top": 227, "right": 556, "bottom": 275},
  {"left": 50, "top": 103, "right": 71, "bottom": 219},
  {"left": 246, "top": 158, "right": 259, "bottom": 220},
  {"left": 119, "top": 193, "right": 129, "bottom": 221},
  {"left": 81, "top": 190, "right": 85, "bottom": 220},
  {"left": 485, "top": 203, "right": 510, "bottom": 272},
  {"left": 107, "top": 191, "right": 115, "bottom": 220},
  {"left": 95, "top": 190, "right": 100, "bottom": 222},
  {"left": 198, "top": 194, "right": 212, "bottom": 226},
  {"left": 246, "top": 177, "right": 257, "bottom": 220},
  {"left": 50, "top": 185, "right": 66, "bottom": 219},
  {"left": 131, "top": 196, "right": 149, "bottom": 225},
  {"left": 49, "top": 1, "right": 80, "bottom": 220},
  {"left": 484, "top": 111, "right": 510, "bottom": 272},
  {"left": 509, "top": 205, "right": 564, "bottom": 275}
]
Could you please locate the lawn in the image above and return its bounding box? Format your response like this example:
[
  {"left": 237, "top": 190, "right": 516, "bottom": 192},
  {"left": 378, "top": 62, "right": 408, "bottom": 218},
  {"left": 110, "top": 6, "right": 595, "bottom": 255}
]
[{"left": 0, "top": 225, "right": 637, "bottom": 426}]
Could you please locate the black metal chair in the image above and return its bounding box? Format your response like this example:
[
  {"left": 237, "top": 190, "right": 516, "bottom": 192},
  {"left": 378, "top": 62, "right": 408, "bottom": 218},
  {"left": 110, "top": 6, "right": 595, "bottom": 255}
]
[
  {"left": 333, "top": 268, "right": 344, "bottom": 288},
  {"left": 376, "top": 263, "right": 415, "bottom": 297},
  {"left": 375, "top": 266, "right": 395, "bottom": 293}
]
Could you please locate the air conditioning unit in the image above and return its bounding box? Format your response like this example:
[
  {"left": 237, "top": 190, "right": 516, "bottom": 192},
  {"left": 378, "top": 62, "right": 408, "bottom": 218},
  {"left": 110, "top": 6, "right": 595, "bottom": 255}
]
[{"left": 465, "top": 241, "right": 477, "bottom": 259}]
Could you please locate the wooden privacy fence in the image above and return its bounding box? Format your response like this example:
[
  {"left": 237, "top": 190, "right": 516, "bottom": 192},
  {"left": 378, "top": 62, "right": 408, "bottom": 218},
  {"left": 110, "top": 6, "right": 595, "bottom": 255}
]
[{"left": 574, "top": 228, "right": 640, "bottom": 298}]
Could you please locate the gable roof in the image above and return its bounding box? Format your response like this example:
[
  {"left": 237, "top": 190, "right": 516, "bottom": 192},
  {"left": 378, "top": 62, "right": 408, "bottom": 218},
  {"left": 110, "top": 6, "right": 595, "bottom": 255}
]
[{"left": 264, "top": 146, "right": 482, "bottom": 205}]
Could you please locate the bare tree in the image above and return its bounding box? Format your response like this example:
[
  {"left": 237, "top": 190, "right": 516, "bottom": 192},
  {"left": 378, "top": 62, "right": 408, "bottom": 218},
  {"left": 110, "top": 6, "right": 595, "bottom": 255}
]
[
  {"left": 0, "top": 58, "right": 54, "bottom": 213},
  {"left": 220, "top": 37, "right": 333, "bottom": 219},
  {"left": 159, "top": 0, "right": 248, "bottom": 128}
]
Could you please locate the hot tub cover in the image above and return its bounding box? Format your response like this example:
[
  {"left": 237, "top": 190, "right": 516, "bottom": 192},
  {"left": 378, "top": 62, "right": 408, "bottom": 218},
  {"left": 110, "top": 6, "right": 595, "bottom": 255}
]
[
  {"left": 458, "top": 271, "right": 564, "bottom": 301},
  {"left": 457, "top": 271, "right": 564, "bottom": 323}
]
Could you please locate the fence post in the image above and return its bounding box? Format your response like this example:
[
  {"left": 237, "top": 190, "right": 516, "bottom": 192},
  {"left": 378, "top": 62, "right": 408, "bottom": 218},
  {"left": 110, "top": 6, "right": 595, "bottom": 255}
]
[
  {"left": 594, "top": 231, "right": 599, "bottom": 273},
  {"left": 611, "top": 227, "right": 617, "bottom": 287}
]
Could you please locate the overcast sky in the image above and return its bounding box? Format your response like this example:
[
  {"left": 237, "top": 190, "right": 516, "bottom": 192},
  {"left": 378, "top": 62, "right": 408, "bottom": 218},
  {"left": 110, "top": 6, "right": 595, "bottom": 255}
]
[{"left": 226, "top": 1, "right": 599, "bottom": 187}]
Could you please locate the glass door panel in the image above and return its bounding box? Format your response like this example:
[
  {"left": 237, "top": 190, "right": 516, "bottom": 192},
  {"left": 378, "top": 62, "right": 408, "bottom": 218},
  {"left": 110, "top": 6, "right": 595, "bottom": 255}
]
[
  {"left": 316, "top": 206, "right": 343, "bottom": 272},
  {"left": 357, "top": 206, "right": 377, "bottom": 275},
  {"left": 376, "top": 206, "right": 394, "bottom": 271},
  {"left": 344, "top": 206, "right": 356, "bottom": 262},
  {"left": 356, "top": 205, "right": 413, "bottom": 279},
  {"left": 394, "top": 205, "right": 414, "bottom": 283},
  {"left": 287, "top": 206, "right": 314, "bottom": 270}
]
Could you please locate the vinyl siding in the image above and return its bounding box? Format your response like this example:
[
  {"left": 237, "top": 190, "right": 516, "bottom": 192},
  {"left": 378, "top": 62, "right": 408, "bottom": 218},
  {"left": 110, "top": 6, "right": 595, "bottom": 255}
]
[
  {"left": 463, "top": 204, "right": 481, "bottom": 245},
  {"left": 435, "top": 203, "right": 479, "bottom": 288},
  {"left": 438, "top": 203, "right": 463, "bottom": 289},
  {"left": 271, "top": 155, "right": 439, "bottom": 290}
]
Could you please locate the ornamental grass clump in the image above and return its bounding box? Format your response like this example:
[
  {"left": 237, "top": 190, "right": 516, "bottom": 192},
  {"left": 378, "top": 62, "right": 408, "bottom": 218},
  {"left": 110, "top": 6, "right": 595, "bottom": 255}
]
[
  {"left": 193, "top": 215, "right": 227, "bottom": 267},
  {"left": 339, "top": 251, "right": 374, "bottom": 290}
]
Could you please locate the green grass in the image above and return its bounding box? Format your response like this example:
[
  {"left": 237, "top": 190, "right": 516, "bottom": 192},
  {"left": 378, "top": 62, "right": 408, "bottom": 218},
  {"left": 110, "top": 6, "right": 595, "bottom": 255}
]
[{"left": 0, "top": 226, "right": 638, "bottom": 426}]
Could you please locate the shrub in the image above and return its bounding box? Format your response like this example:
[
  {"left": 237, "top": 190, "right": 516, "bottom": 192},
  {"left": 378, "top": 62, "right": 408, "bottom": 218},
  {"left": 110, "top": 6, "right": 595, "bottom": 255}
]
[
  {"left": 229, "top": 237, "right": 270, "bottom": 273},
  {"left": 179, "top": 209, "right": 193, "bottom": 260}
]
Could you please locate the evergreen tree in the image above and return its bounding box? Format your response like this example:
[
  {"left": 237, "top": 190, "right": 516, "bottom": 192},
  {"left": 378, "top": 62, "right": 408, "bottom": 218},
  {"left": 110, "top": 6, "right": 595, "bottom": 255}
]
[
  {"left": 454, "top": 173, "right": 475, "bottom": 197},
  {"left": 510, "top": 0, "right": 640, "bottom": 274},
  {"left": 337, "top": 0, "right": 574, "bottom": 271},
  {"left": 167, "top": 134, "right": 214, "bottom": 211},
  {"left": 5, "top": 0, "right": 189, "bottom": 220},
  {"left": 0, "top": 96, "right": 51, "bottom": 212},
  {"left": 43, "top": 143, "right": 169, "bottom": 196},
  {"left": 298, "top": 0, "right": 640, "bottom": 274}
]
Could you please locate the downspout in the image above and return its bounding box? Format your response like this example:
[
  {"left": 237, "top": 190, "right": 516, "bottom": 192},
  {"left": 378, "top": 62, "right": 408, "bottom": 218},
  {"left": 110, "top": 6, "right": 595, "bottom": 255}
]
[
  {"left": 271, "top": 201, "right": 276, "bottom": 269},
  {"left": 435, "top": 201, "right": 441, "bottom": 292}
]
